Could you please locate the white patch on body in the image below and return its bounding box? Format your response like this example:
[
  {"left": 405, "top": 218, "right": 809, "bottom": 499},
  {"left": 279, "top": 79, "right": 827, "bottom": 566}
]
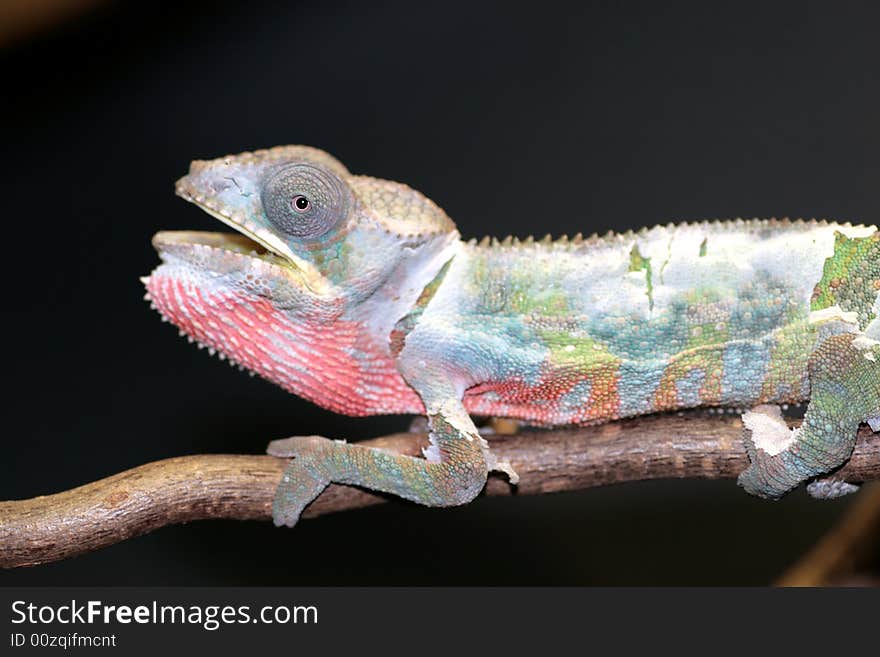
[
  {"left": 422, "top": 397, "right": 480, "bottom": 463},
  {"left": 568, "top": 222, "right": 875, "bottom": 333},
  {"left": 853, "top": 334, "right": 880, "bottom": 361},
  {"left": 837, "top": 224, "right": 879, "bottom": 239},
  {"left": 360, "top": 232, "right": 460, "bottom": 348},
  {"left": 862, "top": 290, "right": 880, "bottom": 340},
  {"left": 422, "top": 442, "right": 442, "bottom": 462},
  {"left": 809, "top": 305, "right": 859, "bottom": 325},
  {"left": 742, "top": 404, "right": 799, "bottom": 456}
]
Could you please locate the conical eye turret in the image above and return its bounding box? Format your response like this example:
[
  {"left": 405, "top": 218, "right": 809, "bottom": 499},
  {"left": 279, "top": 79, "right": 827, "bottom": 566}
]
[{"left": 261, "top": 162, "right": 352, "bottom": 240}]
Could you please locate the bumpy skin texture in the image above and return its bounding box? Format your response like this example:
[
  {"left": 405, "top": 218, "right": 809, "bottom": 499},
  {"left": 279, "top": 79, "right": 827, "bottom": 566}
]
[{"left": 144, "top": 145, "right": 880, "bottom": 526}]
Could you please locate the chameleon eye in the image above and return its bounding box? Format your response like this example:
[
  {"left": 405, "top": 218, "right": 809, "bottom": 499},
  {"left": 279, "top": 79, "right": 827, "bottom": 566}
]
[{"left": 261, "top": 163, "right": 351, "bottom": 239}]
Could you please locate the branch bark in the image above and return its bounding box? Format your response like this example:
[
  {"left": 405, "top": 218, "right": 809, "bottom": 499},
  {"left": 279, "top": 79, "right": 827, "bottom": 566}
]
[{"left": 3, "top": 413, "right": 880, "bottom": 568}]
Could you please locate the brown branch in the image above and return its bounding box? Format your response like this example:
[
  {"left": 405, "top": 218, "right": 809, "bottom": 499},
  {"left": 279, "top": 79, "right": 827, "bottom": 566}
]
[{"left": 2, "top": 413, "right": 880, "bottom": 568}]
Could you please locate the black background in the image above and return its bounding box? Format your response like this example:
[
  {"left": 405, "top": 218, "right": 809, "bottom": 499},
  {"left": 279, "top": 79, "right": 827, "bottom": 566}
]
[{"left": 2, "top": 1, "right": 878, "bottom": 585}]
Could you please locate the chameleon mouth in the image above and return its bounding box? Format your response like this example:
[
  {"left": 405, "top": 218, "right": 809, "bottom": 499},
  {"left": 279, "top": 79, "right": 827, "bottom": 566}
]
[
  {"left": 151, "top": 230, "right": 288, "bottom": 266},
  {"left": 149, "top": 229, "right": 331, "bottom": 296},
  {"left": 173, "top": 176, "right": 327, "bottom": 283},
  {"left": 164, "top": 177, "right": 331, "bottom": 294}
]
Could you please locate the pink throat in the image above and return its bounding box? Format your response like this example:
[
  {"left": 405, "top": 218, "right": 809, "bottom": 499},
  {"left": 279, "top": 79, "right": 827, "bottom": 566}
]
[{"left": 146, "top": 272, "right": 422, "bottom": 416}]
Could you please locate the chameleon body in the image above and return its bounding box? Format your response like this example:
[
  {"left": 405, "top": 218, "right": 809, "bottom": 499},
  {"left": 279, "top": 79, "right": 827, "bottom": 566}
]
[{"left": 144, "top": 145, "right": 880, "bottom": 526}]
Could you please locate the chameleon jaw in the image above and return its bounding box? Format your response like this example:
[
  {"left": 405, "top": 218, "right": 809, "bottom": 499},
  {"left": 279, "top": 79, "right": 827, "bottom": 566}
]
[
  {"left": 151, "top": 230, "right": 277, "bottom": 260},
  {"left": 174, "top": 175, "right": 326, "bottom": 289},
  {"left": 150, "top": 230, "right": 330, "bottom": 295}
]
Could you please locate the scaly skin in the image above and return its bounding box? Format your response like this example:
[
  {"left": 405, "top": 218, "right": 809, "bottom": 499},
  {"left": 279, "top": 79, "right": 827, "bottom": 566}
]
[{"left": 143, "top": 145, "right": 880, "bottom": 526}]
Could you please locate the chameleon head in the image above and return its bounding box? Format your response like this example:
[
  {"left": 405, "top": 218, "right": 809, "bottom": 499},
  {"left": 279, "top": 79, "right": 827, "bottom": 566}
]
[
  {"left": 142, "top": 146, "right": 458, "bottom": 414},
  {"left": 154, "top": 145, "right": 458, "bottom": 299}
]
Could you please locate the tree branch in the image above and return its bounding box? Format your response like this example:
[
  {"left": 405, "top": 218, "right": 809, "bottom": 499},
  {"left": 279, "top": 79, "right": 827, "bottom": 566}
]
[{"left": 3, "top": 413, "right": 880, "bottom": 568}]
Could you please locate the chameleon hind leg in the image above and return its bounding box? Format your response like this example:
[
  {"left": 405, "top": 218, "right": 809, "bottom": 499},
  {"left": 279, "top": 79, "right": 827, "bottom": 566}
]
[
  {"left": 268, "top": 375, "right": 516, "bottom": 527},
  {"left": 737, "top": 333, "right": 880, "bottom": 498}
]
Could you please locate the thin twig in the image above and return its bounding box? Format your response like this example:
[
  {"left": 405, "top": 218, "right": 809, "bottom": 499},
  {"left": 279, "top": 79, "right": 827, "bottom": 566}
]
[
  {"left": 776, "top": 482, "right": 880, "bottom": 586},
  {"left": 2, "top": 413, "right": 880, "bottom": 568}
]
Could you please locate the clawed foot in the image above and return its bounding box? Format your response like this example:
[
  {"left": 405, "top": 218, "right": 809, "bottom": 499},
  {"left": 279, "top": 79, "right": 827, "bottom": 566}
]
[
  {"left": 267, "top": 435, "right": 333, "bottom": 527},
  {"left": 805, "top": 477, "right": 860, "bottom": 499}
]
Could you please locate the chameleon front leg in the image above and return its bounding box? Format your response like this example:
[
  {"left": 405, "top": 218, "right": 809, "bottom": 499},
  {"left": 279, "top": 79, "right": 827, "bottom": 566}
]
[
  {"left": 738, "top": 333, "right": 880, "bottom": 498},
  {"left": 268, "top": 379, "right": 499, "bottom": 527}
]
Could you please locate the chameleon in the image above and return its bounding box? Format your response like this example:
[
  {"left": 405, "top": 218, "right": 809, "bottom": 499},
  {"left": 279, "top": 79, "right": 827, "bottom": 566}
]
[{"left": 143, "top": 145, "right": 880, "bottom": 527}]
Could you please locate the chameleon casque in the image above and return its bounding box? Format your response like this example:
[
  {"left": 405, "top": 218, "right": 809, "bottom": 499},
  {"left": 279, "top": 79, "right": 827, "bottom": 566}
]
[{"left": 144, "top": 145, "right": 880, "bottom": 527}]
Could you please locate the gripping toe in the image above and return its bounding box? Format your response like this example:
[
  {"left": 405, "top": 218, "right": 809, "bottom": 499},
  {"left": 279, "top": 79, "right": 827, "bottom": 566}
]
[
  {"left": 806, "top": 478, "right": 860, "bottom": 499},
  {"left": 268, "top": 436, "right": 334, "bottom": 527}
]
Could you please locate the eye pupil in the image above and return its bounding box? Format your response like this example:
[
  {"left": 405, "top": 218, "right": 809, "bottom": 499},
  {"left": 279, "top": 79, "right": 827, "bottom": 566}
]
[{"left": 262, "top": 162, "right": 349, "bottom": 239}]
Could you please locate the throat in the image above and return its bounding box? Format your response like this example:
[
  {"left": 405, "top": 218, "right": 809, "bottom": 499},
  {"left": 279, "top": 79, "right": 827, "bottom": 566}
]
[{"left": 146, "top": 270, "right": 421, "bottom": 416}]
